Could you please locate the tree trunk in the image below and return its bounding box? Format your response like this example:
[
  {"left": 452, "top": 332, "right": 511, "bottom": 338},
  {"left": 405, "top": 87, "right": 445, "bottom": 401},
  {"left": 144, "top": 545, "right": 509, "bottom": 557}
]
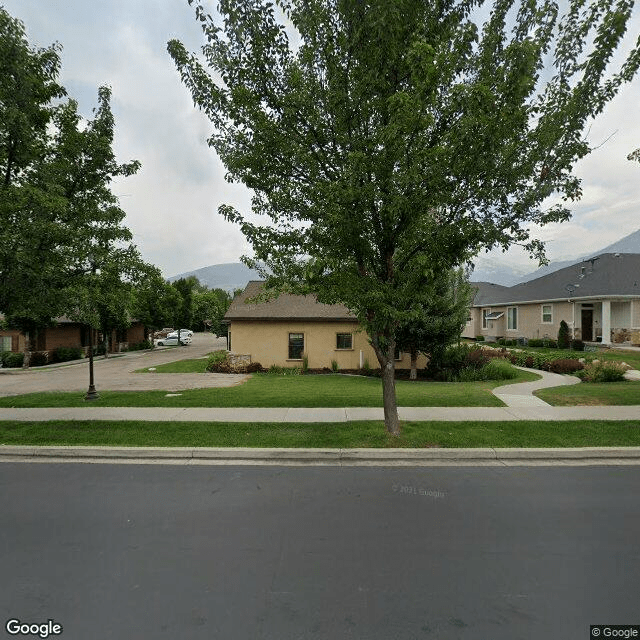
[
  {"left": 22, "top": 330, "right": 31, "bottom": 369},
  {"left": 410, "top": 347, "right": 418, "bottom": 380},
  {"left": 102, "top": 328, "right": 109, "bottom": 358},
  {"left": 371, "top": 334, "right": 401, "bottom": 436}
]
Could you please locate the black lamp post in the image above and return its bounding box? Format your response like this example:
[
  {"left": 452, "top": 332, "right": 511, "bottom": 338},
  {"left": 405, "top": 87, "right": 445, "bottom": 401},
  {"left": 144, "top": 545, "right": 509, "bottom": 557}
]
[{"left": 85, "top": 257, "right": 99, "bottom": 401}]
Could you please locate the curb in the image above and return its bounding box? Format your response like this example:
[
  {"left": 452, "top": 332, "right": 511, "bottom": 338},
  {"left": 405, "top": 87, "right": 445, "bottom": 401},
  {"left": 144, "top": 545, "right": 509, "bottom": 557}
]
[{"left": 2, "top": 446, "right": 640, "bottom": 466}]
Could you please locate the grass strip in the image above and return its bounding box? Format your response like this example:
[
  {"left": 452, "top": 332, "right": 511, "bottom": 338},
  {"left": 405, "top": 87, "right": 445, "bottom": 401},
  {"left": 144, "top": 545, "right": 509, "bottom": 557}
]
[
  {"left": 0, "top": 371, "right": 540, "bottom": 409},
  {"left": 536, "top": 380, "right": 640, "bottom": 406},
  {"left": 1, "top": 420, "right": 639, "bottom": 448}
]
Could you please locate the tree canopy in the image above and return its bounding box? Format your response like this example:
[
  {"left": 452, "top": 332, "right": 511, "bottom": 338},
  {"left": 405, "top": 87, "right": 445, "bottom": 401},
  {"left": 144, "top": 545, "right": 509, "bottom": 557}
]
[
  {"left": 0, "top": 7, "right": 145, "bottom": 366},
  {"left": 170, "top": 0, "right": 640, "bottom": 433}
]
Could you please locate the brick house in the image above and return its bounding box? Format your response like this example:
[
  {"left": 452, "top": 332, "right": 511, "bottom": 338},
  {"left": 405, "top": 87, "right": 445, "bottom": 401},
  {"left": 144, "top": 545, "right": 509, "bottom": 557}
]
[{"left": 0, "top": 317, "right": 146, "bottom": 356}]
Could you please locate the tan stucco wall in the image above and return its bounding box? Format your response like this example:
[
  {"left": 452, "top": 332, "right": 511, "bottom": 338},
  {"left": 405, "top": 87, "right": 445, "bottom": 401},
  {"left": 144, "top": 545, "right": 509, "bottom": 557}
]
[
  {"left": 466, "top": 302, "right": 576, "bottom": 340},
  {"left": 228, "top": 320, "right": 428, "bottom": 369}
]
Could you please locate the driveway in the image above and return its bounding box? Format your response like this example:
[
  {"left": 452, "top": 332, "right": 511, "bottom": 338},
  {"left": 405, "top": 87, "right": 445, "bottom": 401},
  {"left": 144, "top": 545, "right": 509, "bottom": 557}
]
[{"left": 0, "top": 333, "right": 248, "bottom": 396}]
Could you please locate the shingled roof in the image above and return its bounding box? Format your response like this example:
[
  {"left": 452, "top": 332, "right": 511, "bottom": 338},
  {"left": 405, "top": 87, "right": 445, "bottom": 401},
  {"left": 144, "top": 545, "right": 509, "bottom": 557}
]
[
  {"left": 471, "top": 253, "right": 640, "bottom": 305},
  {"left": 224, "top": 281, "right": 357, "bottom": 321}
]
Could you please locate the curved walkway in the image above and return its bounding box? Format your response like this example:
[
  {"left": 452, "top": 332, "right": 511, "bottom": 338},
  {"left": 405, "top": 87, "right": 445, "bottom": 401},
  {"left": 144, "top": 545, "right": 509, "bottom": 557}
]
[{"left": 492, "top": 367, "right": 581, "bottom": 408}]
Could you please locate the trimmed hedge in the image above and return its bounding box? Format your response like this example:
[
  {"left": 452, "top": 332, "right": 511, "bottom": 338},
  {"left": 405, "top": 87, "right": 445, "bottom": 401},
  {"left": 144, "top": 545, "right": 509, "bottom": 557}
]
[{"left": 53, "top": 346, "right": 83, "bottom": 363}]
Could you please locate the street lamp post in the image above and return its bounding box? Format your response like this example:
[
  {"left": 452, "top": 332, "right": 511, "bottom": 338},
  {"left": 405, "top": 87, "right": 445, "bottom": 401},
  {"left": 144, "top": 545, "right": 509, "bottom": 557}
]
[{"left": 85, "top": 258, "right": 99, "bottom": 401}]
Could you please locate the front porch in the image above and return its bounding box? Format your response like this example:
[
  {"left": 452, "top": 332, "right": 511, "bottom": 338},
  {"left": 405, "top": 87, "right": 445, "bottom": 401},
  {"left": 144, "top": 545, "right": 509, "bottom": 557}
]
[{"left": 572, "top": 300, "right": 640, "bottom": 346}]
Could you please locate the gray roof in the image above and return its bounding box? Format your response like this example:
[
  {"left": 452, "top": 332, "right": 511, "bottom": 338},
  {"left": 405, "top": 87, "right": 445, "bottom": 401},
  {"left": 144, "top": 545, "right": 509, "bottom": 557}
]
[
  {"left": 224, "top": 281, "right": 357, "bottom": 321},
  {"left": 471, "top": 253, "right": 640, "bottom": 306}
]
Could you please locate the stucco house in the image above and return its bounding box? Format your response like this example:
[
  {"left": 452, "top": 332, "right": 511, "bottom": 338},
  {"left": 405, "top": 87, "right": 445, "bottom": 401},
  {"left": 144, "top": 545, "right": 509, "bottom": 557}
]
[
  {"left": 463, "top": 253, "right": 640, "bottom": 345},
  {"left": 224, "top": 281, "right": 428, "bottom": 370}
]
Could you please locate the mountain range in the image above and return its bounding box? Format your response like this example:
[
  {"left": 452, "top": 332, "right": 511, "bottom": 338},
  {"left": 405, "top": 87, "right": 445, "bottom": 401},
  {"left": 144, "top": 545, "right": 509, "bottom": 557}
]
[
  {"left": 470, "top": 228, "right": 640, "bottom": 286},
  {"left": 167, "top": 262, "right": 263, "bottom": 292},
  {"left": 169, "top": 228, "right": 640, "bottom": 291}
]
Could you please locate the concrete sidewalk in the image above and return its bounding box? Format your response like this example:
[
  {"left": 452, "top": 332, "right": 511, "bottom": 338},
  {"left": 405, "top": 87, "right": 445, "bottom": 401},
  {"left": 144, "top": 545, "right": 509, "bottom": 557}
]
[{"left": 2, "top": 404, "right": 640, "bottom": 422}]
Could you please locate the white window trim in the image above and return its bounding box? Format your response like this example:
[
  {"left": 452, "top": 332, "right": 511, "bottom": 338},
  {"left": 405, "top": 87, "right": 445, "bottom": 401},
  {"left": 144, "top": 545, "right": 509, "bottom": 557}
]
[
  {"left": 541, "top": 304, "right": 553, "bottom": 324},
  {"left": 507, "top": 306, "right": 518, "bottom": 331},
  {"left": 482, "top": 308, "right": 491, "bottom": 330}
]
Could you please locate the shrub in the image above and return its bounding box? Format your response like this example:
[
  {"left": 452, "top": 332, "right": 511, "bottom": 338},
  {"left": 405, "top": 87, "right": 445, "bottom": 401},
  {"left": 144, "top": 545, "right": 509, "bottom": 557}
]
[
  {"left": 331, "top": 359, "right": 339, "bottom": 372},
  {"left": 507, "top": 350, "right": 557, "bottom": 370},
  {"left": 547, "top": 358, "right": 584, "bottom": 374},
  {"left": 557, "top": 320, "right": 570, "bottom": 349},
  {"left": 53, "top": 346, "right": 83, "bottom": 363},
  {"left": 206, "top": 350, "right": 263, "bottom": 373},
  {"left": 570, "top": 339, "right": 585, "bottom": 351},
  {"left": 267, "top": 365, "right": 301, "bottom": 375},
  {"left": 1, "top": 351, "right": 24, "bottom": 368},
  {"left": 475, "top": 335, "right": 485, "bottom": 341},
  {"left": 578, "top": 361, "right": 628, "bottom": 383},
  {"left": 456, "top": 359, "right": 516, "bottom": 381},
  {"left": 29, "top": 351, "right": 49, "bottom": 367},
  {"left": 481, "top": 358, "right": 519, "bottom": 380},
  {"left": 302, "top": 354, "right": 309, "bottom": 373},
  {"left": 127, "top": 340, "right": 152, "bottom": 351}
]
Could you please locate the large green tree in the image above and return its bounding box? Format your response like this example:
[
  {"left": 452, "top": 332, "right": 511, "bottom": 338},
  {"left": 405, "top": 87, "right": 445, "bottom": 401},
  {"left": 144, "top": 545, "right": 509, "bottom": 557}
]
[
  {"left": 133, "top": 269, "right": 182, "bottom": 344},
  {"left": 169, "top": 0, "right": 640, "bottom": 434},
  {"left": 0, "top": 8, "right": 141, "bottom": 367}
]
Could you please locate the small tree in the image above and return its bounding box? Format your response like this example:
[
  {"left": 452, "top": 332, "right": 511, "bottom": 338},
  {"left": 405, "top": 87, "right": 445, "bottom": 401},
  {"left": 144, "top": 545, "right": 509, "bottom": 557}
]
[
  {"left": 396, "top": 269, "right": 473, "bottom": 380},
  {"left": 557, "top": 319, "right": 571, "bottom": 350}
]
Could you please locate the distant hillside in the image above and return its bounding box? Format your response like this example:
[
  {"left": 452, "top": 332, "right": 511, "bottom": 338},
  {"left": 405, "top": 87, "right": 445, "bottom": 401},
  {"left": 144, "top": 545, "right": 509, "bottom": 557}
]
[
  {"left": 470, "top": 227, "right": 640, "bottom": 286},
  {"left": 168, "top": 262, "right": 262, "bottom": 292}
]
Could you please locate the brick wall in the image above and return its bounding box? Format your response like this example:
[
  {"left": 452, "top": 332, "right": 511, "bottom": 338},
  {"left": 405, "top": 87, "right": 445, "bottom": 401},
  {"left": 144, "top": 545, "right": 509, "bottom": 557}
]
[
  {"left": 0, "top": 330, "right": 24, "bottom": 352},
  {"left": 44, "top": 325, "right": 83, "bottom": 351}
]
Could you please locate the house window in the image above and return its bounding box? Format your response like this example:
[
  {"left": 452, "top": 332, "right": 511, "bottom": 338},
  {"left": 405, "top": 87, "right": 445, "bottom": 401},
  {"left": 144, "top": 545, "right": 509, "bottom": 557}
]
[
  {"left": 288, "top": 333, "right": 304, "bottom": 360},
  {"left": 0, "top": 336, "right": 12, "bottom": 351},
  {"left": 482, "top": 309, "right": 491, "bottom": 329},
  {"left": 336, "top": 333, "right": 353, "bottom": 350},
  {"left": 507, "top": 307, "right": 518, "bottom": 331},
  {"left": 542, "top": 304, "right": 553, "bottom": 324},
  {"left": 394, "top": 346, "right": 402, "bottom": 361}
]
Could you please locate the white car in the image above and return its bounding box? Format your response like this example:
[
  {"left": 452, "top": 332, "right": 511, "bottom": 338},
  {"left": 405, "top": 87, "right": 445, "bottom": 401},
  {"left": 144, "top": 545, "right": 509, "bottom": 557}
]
[
  {"left": 155, "top": 334, "right": 191, "bottom": 346},
  {"left": 167, "top": 329, "right": 193, "bottom": 338}
]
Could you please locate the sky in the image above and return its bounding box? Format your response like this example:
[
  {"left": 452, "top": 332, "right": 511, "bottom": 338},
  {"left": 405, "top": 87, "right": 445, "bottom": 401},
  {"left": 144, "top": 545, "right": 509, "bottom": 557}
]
[{"left": 3, "top": 0, "right": 640, "bottom": 279}]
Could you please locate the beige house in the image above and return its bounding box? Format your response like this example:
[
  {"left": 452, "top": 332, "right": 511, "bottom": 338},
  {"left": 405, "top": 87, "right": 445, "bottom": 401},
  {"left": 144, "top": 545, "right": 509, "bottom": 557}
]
[
  {"left": 463, "top": 253, "right": 640, "bottom": 345},
  {"left": 224, "top": 281, "right": 428, "bottom": 370}
]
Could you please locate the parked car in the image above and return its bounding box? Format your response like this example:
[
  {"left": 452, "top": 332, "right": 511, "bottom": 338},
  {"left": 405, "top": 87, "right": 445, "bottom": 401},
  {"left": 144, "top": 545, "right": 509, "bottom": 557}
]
[
  {"left": 167, "top": 329, "right": 193, "bottom": 338},
  {"left": 155, "top": 334, "right": 192, "bottom": 346}
]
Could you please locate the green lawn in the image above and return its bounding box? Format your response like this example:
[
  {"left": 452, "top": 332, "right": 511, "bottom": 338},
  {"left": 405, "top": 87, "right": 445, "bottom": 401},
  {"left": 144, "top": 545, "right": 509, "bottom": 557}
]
[
  {"left": 0, "top": 370, "right": 540, "bottom": 408},
  {"left": 1, "top": 419, "right": 639, "bottom": 448},
  {"left": 536, "top": 380, "right": 640, "bottom": 406}
]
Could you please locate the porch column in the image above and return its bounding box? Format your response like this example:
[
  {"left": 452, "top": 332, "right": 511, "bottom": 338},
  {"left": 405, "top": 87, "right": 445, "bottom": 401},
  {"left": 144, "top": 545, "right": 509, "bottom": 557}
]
[{"left": 601, "top": 300, "right": 611, "bottom": 345}]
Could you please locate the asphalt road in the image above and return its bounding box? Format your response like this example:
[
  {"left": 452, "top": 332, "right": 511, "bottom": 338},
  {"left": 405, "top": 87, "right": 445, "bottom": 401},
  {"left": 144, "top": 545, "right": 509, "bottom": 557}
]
[
  {"left": 0, "top": 333, "right": 248, "bottom": 396},
  {"left": 1, "top": 463, "right": 639, "bottom": 639}
]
